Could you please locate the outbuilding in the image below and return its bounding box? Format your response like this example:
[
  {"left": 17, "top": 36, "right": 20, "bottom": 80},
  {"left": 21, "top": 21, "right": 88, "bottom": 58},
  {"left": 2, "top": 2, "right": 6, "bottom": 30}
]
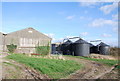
[
  {"left": 72, "top": 38, "right": 90, "bottom": 56},
  {"left": 61, "top": 40, "right": 72, "bottom": 55},
  {"left": 98, "top": 42, "right": 110, "bottom": 55},
  {"left": 0, "top": 32, "right": 4, "bottom": 51},
  {"left": 3, "top": 27, "right": 52, "bottom": 54}
]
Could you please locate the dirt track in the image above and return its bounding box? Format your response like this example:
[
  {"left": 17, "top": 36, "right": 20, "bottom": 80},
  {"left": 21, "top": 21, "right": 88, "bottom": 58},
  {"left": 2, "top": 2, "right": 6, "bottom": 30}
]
[{"left": 63, "top": 56, "right": 118, "bottom": 79}]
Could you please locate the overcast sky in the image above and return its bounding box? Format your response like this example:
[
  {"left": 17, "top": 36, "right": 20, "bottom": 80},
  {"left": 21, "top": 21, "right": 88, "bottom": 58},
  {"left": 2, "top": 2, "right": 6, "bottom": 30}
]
[{"left": 1, "top": 2, "right": 118, "bottom": 46}]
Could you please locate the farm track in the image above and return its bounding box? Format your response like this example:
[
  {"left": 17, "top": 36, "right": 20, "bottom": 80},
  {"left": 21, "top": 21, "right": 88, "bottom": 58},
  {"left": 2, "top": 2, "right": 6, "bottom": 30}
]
[
  {"left": 63, "top": 56, "right": 118, "bottom": 79},
  {"left": 1, "top": 52, "right": 49, "bottom": 79}
]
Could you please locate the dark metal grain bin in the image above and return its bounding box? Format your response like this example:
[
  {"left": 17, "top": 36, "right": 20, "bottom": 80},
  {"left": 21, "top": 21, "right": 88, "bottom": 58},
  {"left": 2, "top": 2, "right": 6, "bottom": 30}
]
[
  {"left": 89, "top": 43, "right": 94, "bottom": 54},
  {"left": 72, "top": 38, "right": 90, "bottom": 56},
  {"left": 91, "top": 46, "right": 100, "bottom": 54},
  {"left": 56, "top": 44, "right": 62, "bottom": 54},
  {"left": 61, "top": 40, "right": 72, "bottom": 55},
  {"left": 51, "top": 44, "right": 57, "bottom": 54},
  {"left": 98, "top": 42, "right": 110, "bottom": 55}
]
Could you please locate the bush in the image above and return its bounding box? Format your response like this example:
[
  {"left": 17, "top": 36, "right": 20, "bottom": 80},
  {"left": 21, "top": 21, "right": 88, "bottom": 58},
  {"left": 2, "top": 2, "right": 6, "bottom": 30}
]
[
  {"left": 35, "top": 46, "right": 50, "bottom": 55},
  {"left": 110, "top": 47, "right": 119, "bottom": 57},
  {"left": 7, "top": 44, "right": 17, "bottom": 53}
]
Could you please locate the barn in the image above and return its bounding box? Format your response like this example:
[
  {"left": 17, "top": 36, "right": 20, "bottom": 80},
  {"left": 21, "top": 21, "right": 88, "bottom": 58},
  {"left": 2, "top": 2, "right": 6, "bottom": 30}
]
[
  {"left": 0, "top": 32, "right": 4, "bottom": 51},
  {"left": 3, "top": 27, "right": 52, "bottom": 54}
]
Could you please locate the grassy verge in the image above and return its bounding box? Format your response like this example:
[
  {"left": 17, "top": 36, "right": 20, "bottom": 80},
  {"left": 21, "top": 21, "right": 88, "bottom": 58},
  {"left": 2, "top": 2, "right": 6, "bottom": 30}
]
[{"left": 6, "top": 54, "right": 83, "bottom": 79}]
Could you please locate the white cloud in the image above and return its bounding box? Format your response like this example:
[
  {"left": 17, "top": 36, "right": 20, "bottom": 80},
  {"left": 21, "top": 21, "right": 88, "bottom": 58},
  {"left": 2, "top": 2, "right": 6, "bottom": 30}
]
[
  {"left": 45, "top": 33, "right": 60, "bottom": 43},
  {"left": 66, "top": 15, "right": 75, "bottom": 20},
  {"left": 52, "top": 38, "right": 64, "bottom": 43},
  {"left": 2, "top": 0, "right": 120, "bottom": 2},
  {"left": 112, "top": 14, "right": 118, "bottom": 20},
  {"left": 80, "top": 32, "right": 88, "bottom": 36},
  {"left": 101, "top": 33, "right": 112, "bottom": 37},
  {"left": 100, "top": 2, "right": 118, "bottom": 14},
  {"left": 89, "top": 18, "right": 117, "bottom": 27},
  {"left": 80, "top": 2, "right": 98, "bottom": 7},
  {"left": 104, "top": 39, "right": 118, "bottom": 47},
  {"left": 44, "top": 33, "right": 55, "bottom": 38},
  {"left": 113, "top": 27, "right": 118, "bottom": 33}
]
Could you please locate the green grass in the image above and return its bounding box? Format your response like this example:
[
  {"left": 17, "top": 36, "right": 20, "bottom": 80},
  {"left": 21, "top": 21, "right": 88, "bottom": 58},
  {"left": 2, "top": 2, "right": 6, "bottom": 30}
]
[
  {"left": 35, "top": 46, "right": 50, "bottom": 55},
  {"left": 6, "top": 54, "right": 83, "bottom": 79},
  {"left": 64, "top": 55, "right": 119, "bottom": 68}
]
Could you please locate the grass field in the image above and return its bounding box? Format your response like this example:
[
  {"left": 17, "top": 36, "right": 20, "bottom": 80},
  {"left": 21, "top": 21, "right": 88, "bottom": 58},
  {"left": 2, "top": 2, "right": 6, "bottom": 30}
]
[{"left": 6, "top": 54, "right": 83, "bottom": 79}]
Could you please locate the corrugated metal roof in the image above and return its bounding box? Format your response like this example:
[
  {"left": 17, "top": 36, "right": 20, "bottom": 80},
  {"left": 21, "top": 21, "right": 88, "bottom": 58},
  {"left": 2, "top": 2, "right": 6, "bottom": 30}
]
[{"left": 6, "top": 27, "right": 52, "bottom": 40}]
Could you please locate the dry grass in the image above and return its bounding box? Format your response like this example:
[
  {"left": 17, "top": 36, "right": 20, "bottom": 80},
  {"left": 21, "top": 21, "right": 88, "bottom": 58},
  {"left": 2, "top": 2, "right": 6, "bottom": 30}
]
[
  {"left": 110, "top": 47, "right": 119, "bottom": 57},
  {"left": 89, "top": 54, "right": 116, "bottom": 60}
]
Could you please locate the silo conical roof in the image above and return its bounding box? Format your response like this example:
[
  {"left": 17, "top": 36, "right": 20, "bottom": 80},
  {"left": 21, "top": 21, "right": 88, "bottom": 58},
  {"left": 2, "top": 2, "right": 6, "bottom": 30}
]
[
  {"left": 98, "top": 42, "right": 109, "bottom": 46},
  {"left": 74, "top": 38, "right": 89, "bottom": 44},
  {"left": 63, "top": 40, "right": 72, "bottom": 44},
  {"left": 89, "top": 43, "right": 94, "bottom": 47}
]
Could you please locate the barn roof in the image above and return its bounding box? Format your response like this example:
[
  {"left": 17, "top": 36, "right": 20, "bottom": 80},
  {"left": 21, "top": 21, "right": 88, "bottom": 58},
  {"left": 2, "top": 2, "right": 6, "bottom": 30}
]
[
  {"left": 0, "top": 32, "right": 3, "bottom": 34},
  {"left": 6, "top": 27, "right": 52, "bottom": 40},
  {"left": 0, "top": 32, "right": 6, "bottom": 35}
]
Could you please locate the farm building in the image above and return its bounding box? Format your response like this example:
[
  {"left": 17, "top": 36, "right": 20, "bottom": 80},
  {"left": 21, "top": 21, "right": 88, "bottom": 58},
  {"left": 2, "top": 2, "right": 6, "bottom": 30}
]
[
  {"left": 51, "top": 42, "right": 62, "bottom": 54},
  {"left": 3, "top": 27, "right": 52, "bottom": 54},
  {"left": 0, "top": 32, "right": 4, "bottom": 51}
]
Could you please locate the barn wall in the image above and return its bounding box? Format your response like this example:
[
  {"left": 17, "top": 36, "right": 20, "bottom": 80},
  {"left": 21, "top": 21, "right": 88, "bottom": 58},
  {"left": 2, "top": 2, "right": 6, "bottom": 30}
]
[
  {"left": 0, "top": 32, "right": 4, "bottom": 51},
  {"left": 4, "top": 28, "right": 52, "bottom": 54}
]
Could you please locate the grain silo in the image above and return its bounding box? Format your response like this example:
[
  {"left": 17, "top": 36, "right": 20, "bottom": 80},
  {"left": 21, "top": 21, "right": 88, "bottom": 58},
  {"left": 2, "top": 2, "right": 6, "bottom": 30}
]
[
  {"left": 98, "top": 42, "right": 110, "bottom": 55},
  {"left": 89, "top": 43, "right": 94, "bottom": 54},
  {"left": 91, "top": 46, "right": 100, "bottom": 54},
  {"left": 61, "top": 40, "right": 72, "bottom": 55},
  {"left": 51, "top": 44, "right": 57, "bottom": 54},
  {"left": 72, "top": 38, "right": 90, "bottom": 56}
]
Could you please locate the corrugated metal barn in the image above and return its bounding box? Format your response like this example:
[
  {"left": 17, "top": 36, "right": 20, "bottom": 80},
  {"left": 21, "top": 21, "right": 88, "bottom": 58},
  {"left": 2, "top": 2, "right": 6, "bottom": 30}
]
[{"left": 3, "top": 27, "right": 52, "bottom": 53}]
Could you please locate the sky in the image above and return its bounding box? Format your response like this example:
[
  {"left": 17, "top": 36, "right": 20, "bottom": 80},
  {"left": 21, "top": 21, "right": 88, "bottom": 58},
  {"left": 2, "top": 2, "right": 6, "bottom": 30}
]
[{"left": 1, "top": 2, "right": 119, "bottom": 47}]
